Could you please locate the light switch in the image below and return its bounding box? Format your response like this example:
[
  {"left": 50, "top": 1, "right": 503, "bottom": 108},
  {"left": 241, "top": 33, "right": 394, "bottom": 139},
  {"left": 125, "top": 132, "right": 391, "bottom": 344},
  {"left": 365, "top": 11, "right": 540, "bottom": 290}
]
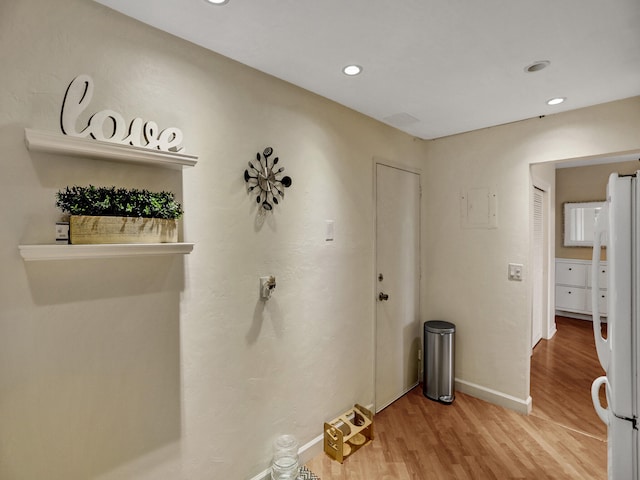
[
  {"left": 508, "top": 263, "right": 523, "bottom": 281},
  {"left": 325, "top": 220, "right": 334, "bottom": 242}
]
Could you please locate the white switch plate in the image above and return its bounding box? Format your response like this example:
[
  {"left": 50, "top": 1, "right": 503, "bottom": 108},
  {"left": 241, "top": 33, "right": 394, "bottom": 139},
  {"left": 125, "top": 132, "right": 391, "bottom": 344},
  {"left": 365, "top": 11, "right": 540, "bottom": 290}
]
[
  {"left": 508, "top": 263, "right": 523, "bottom": 281},
  {"left": 325, "top": 220, "right": 335, "bottom": 241}
]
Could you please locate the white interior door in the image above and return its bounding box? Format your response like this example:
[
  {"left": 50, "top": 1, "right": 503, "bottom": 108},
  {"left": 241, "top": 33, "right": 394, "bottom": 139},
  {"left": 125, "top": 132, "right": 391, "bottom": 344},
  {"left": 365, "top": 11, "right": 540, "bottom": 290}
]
[
  {"left": 375, "top": 163, "right": 421, "bottom": 412},
  {"left": 531, "top": 186, "right": 546, "bottom": 349}
]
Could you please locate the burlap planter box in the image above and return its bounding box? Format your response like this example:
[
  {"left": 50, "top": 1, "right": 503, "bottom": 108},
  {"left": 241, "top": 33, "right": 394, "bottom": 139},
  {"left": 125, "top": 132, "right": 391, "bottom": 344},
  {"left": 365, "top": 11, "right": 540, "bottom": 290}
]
[{"left": 69, "top": 215, "right": 178, "bottom": 244}]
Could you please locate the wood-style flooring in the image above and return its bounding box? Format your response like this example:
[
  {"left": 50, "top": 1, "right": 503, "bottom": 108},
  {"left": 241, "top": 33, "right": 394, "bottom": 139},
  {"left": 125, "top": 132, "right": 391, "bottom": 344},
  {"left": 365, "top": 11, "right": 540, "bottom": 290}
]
[
  {"left": 306, "top": 316, "right": 607, "bottom": 479},
  {"left": 530, "top": 316, "right": 607, "bottom": 441}
]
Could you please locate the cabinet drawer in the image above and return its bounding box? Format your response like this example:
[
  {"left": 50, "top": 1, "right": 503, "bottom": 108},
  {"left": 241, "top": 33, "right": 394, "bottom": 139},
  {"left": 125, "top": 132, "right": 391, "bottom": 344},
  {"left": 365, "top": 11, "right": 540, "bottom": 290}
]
[
  {"left": 586, "top": 265, "right": 608, "bottom": 289},
  {"left": 556, "top": 263, "right": 587, "bottom": 286},
  {"left": 587, "top": 288, "right": 608, "bottom": 315},
  {"left": 556, "top": 286, "right": 587, "bottom": 312}
]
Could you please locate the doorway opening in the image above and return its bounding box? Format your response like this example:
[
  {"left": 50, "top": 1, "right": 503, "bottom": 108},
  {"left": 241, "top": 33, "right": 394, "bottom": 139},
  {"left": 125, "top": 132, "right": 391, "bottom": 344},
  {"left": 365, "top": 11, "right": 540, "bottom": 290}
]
[
  {"left": 529, "top": 151, "right": 640, "bottom": 434},
  {"left": 531, "top": 184, "right": 550, "bottom": 350}
]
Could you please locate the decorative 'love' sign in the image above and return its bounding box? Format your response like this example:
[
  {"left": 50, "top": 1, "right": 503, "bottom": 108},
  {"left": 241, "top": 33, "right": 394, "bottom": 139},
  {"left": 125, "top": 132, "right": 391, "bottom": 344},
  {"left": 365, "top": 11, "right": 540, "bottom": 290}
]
[{"left": 60, "top": 74, "right": 185, "bottom": 153}]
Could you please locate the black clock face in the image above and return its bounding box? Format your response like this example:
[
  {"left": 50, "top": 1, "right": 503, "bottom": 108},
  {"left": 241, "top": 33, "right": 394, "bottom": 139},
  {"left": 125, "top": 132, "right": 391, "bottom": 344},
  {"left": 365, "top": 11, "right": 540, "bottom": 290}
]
[{"left": 244, "top": 147, "right": 292, "bottom": 211}]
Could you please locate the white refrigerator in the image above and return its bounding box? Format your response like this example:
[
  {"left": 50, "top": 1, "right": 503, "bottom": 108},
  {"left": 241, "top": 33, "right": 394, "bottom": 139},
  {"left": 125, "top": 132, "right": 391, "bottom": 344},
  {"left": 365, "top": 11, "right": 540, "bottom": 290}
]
[{"left": 591, "top": 172, "right": 638, "bottom": 479}]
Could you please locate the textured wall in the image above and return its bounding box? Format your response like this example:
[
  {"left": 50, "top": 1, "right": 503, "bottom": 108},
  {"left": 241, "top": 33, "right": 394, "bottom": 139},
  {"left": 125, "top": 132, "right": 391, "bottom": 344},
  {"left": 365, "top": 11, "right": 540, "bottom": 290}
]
[
  {"left": 0, "top": 1, "right": 427, "bottom": 478},
  {"left": 424, "top": 97, "right": 640, "bottom": 404},
  {"left": 2, "top": 0, "right": 640, "bottom": 478}
]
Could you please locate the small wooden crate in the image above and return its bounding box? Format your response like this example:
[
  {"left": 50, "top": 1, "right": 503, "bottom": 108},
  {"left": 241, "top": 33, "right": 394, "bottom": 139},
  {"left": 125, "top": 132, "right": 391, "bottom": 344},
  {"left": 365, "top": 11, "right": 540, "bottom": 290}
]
[
  {"left": 323, "top": 404, "right": 374, "bottom": 463},
  {"left": 69, "top": 215, "right": 178, "bottom": 244}
]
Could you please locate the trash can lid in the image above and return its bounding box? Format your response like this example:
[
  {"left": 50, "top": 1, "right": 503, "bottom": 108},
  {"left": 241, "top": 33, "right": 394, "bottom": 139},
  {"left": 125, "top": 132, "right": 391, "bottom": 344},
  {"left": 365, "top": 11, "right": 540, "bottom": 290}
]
[{"left": 424, "top": 320, "right": 455, "bottom": 333}]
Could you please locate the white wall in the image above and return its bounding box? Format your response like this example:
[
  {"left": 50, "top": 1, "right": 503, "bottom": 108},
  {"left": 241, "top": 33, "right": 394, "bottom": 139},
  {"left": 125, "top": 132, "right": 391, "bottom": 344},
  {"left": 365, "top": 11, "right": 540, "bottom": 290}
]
[
  {"left": 424, "top": 98, "right": 640, "bottom": 407},
  {"left": 0, "top": 1, "right": 427, "bottom": 479},
  {"left": 2, "top": 0, "right": 640, "bottom": 478}
]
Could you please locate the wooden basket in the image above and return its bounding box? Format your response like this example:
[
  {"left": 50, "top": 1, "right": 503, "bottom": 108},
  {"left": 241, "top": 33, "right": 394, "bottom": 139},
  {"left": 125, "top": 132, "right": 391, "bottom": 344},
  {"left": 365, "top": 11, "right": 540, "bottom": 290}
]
[
  {"left": 69, "top": 215, "right": 178, "bottom": 244},
  {"left": 323, "top": 404, "right": 374, "bottom": 463}
]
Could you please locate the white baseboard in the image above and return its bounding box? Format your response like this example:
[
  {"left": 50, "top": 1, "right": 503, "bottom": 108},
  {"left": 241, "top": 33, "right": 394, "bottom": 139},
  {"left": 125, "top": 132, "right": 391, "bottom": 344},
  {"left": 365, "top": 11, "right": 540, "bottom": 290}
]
[
  {"left": 545, "top": 326, "right": 557, "bottom": 340},
  {"left": 248, "top": 403, "right": 374, "bottom": 480},
  {"left": 455, "top": 378, "right": 532, "bottom": 415},
  {"left": 555, "top": 310, "right": 608, "bottom": 322},
  {"left": 375, "top": 382, "right": 418, "bottom": 413}
]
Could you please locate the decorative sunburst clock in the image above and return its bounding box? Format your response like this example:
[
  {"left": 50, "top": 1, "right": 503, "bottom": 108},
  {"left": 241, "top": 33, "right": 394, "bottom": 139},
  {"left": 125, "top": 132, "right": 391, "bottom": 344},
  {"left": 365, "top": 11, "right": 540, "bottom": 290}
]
[{"left": 244, "top": 147, "right": 292, "bottom": 211}]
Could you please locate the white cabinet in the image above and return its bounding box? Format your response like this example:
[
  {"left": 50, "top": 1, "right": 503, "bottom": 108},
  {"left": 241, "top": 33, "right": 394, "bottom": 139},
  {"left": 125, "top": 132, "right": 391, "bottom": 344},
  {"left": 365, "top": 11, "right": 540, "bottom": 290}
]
[
  {"left": 555, "top": 258, "right": 607, "bottom": 318},
  {"left": 556, "top": 285, "right": 588, "bottom": 312},
  {"left": 556, "top": 262, "right": 587, "bottom": 286}
]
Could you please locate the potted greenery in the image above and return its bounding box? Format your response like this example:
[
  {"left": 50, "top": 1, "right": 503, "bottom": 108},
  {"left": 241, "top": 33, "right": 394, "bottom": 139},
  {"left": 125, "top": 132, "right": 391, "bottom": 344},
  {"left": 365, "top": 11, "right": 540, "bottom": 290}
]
[{"left": 56, "top": 185, "right": 183, "bottom": 244}]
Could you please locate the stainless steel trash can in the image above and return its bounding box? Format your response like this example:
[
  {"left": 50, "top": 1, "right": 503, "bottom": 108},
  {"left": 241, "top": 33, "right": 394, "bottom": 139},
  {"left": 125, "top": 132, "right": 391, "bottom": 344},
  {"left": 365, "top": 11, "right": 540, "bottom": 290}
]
[{"left": 423, "top": 320, "right": 455, "bottom": 404}]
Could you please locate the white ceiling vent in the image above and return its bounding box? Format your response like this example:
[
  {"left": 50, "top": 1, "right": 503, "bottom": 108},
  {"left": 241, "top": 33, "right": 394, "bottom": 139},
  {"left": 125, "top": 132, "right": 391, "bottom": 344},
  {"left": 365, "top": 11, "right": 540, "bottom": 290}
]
[{"left": 383, "top": 112, "right": 420, "bottom": 128}]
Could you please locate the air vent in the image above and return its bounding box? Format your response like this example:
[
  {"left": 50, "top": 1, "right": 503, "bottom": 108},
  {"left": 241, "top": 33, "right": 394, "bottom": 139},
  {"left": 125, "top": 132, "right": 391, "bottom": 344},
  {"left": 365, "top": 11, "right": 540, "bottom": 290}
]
[{"left": 383, "top": 113, "right": 420, "bottom": 127}]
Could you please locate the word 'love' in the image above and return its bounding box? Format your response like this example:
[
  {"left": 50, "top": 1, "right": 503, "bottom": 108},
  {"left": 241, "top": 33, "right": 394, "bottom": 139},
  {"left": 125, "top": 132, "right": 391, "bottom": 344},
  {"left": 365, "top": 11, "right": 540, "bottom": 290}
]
[{"left": 61, "top": 74, "right": 184, "bottom": 153}]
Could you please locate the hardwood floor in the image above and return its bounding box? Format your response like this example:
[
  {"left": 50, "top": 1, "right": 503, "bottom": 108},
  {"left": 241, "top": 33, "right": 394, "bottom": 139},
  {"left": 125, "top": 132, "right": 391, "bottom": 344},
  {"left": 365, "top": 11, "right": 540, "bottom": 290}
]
[
  {"left": 306, "top": 316, "right": 607, "bottom": 479},
  {"left": 530, "top": 316, "right": 607, "bottom": 441}
]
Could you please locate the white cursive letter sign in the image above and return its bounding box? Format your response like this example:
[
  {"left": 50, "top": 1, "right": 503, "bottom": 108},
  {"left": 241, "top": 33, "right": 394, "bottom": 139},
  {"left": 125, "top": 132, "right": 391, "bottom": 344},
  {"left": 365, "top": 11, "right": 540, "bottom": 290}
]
[{"left": 60, "top": 74, "right": 185, "bottom": 153}]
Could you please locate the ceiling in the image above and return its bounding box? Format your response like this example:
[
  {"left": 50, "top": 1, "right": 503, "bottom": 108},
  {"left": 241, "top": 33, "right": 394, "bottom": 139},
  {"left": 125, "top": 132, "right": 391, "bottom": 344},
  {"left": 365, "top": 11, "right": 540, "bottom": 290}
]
[{"left": 95, "top": 0, "right": 640, "bottom": 140}]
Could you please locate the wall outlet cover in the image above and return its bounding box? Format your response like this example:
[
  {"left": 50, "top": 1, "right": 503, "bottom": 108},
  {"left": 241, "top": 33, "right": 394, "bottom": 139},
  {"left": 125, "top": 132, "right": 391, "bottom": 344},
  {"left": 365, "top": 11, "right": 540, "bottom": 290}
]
[{"left": 508, "top": 263, "right": 524, "bottom": 281}]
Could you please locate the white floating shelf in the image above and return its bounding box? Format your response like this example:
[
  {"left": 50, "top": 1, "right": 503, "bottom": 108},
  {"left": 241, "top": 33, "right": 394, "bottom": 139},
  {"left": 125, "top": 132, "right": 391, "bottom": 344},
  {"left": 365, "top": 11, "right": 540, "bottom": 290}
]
[
  {"left": 19, "top": 243, "right": 195, "bottom": 261},
  {"left": 24, "top": 129, "right": 198, "bottom": 169}
]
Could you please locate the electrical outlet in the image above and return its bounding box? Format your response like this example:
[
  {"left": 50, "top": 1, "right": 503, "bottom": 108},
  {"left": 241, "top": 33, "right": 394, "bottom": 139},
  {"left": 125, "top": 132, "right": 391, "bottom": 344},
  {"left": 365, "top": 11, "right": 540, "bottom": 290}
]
[{"left": 508, "top": 263, "right": 523, "bottom": 281}]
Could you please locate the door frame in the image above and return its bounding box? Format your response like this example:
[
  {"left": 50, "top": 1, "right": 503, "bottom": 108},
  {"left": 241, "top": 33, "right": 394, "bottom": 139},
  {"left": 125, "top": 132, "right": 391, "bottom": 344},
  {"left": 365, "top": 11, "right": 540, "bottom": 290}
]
[
  {"left": 531, "top": 175, "right": 556, "bottom": 345},
  {"left": 531, "top": 185, "right": 546, "bottom": 349},
  {"left": 373, "top": 157, "right": 422, "bottom": 412}
]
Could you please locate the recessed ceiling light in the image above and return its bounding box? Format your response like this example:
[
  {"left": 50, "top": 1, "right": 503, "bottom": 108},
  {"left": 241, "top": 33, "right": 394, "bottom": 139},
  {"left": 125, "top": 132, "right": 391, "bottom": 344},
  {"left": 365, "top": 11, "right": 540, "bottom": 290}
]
[
  {"left": 525, "top": 60, "right": 550, "bottom": 73},
  {"left": 205, "top": 0, "right": 229, "bottom": 5},
  {"left": 546, "top": 97, "right": 566, "bottom": 106},
  {"left": 342, "top": 65, "right": 363, "bottom": 76}
]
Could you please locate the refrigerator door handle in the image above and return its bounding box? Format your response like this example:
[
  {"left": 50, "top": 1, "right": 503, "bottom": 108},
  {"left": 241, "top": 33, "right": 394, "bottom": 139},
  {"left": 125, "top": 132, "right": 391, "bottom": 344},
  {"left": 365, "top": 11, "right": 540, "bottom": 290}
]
[
  {"left": 592, "top": 203, "right": 610, "bottom": 372},
  {"left": 591, "top": 375, "right": 611, "bottom": 425}
]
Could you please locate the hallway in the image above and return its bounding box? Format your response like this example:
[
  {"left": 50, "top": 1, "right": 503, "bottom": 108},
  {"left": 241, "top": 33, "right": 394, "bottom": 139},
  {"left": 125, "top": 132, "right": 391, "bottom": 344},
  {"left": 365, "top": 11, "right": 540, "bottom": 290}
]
[{"left": 306, "top": 316, "right": 607, "bottom": 479}]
